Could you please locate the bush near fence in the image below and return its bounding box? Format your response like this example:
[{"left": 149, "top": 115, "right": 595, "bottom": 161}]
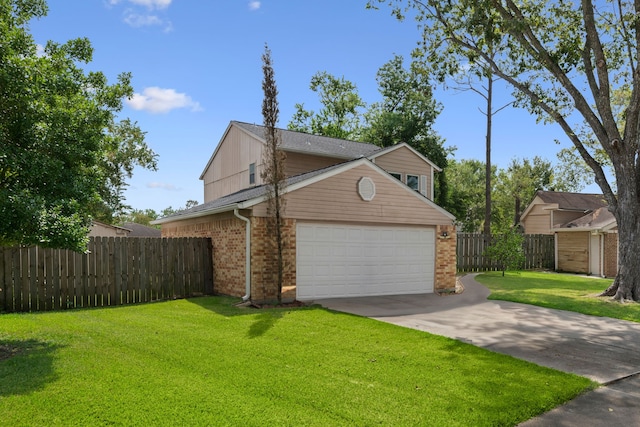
[
  {"left": 0, "top": 237, "right": 213, "bottom": 313},
  {"left": 457, "top": 233, "right": 554, "bottom": 272}
]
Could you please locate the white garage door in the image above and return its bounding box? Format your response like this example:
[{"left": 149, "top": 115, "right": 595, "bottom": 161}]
[{"left": 296, "top": 223, "right": 435, "bottom": 300}]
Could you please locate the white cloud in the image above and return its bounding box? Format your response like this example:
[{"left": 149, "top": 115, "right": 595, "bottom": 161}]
[
  {"left": 248, "top": 1, "right": 261, "bottom": 11},
  {"left": 124, "top": 13, "right": 162, "bottom": 27},
  {"left": 109, "top": 0, "right": 171, "bottom": 9},
  {"left": 126, "top": 87, "right": 202, "bottom": 114},
  {"left": 147, "top": 182, "right": 180, "bottom": 191}
]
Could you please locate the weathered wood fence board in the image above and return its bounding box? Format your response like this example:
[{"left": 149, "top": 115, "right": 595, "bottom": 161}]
[
  {"left": 0, "top": 237, "right": 213, "bottom": 313},
  {"left": 457, "top": 233, "right": 554, "bottom": 272}
]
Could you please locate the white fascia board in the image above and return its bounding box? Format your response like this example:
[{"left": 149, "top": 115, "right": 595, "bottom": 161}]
[
  {"left": 151, "top": 203, "right": 239, "bottom": 225},
  {"left": 368, "top": 143, "right": 443, "bottom": 172}
]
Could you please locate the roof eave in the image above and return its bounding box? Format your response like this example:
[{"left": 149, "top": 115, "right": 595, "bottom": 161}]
[{"left": 151, "top": 203, "right": 241, "bottom": 225}]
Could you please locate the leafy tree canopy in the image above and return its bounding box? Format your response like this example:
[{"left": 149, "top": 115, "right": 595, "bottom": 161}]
[{"left": 0, "top": 0, "right": 157, "bottom": 251}]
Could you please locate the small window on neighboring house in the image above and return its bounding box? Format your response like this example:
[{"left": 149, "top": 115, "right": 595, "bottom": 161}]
[
  {"left": 249, "top": 163, "right": 256, "bottom": 185},
  {"left": 406, "top": 174, "right": 419, "bottom": 191},
  {"left": 389, "top": 172, "right": 402, "bottom": 181}
]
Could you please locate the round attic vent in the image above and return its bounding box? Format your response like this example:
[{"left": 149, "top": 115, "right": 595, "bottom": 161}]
[{"left": 358, "top": 177, "right": 376, "bottom": 201}]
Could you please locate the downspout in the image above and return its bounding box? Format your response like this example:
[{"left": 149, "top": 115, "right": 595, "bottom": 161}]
[{"left": 234, "top": 208, "right": 251, "bottom": 302}]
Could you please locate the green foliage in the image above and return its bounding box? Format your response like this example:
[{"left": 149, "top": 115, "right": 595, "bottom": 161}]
[
  {"left": 484, "top": 229, "right": 526, "bottom": 276},
  {"left": 446, "top": 159, "right": 492, "bottom": 232},
  {"left": 0, "top": 298, "right": 593, "bottom": 425},
  {"left": 289, "top": 56, "right": 452, "bottom": 206},
  {"left": 288, "top": 71, "right": 366, "bottom": 140},
  {"left": 0, "top": 0, "right": 157, "bottom": 251}
]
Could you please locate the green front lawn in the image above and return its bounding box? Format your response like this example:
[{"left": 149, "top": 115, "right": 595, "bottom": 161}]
[
  {"left": 0, "top": 297, "right": 592, "bottom": 426},
  {"left": 476, "top": 271, "right": 640, "bottom": 322}
]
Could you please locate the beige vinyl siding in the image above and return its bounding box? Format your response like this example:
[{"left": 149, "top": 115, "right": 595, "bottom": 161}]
[
  {"left": 284, "top": 152, "right": 344, "bottom": 176},
  {"left": 553, "top": 210, "right": 586, "bottom": 228},
  {"left": 373, "top": 146, "right": 433, "bottom": 199},
  {"left": 203, "top": 126, "right": 264, "bottom": 202},
  {"left": 557, "top": 231, "right": 589, "bottom": 273},
  {"left": 521, "top": 204, "right": 552, "bottom": 234},
  {"left": 253, "top": 164, "right": 451, "bottom": 225}
]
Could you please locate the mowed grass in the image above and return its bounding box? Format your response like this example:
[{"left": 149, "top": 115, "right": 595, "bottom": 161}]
[
  {"left": 476, "top": 271, "right": 640, "bottom": 322},
  {"left": 0, "top": 297, "right": 593, "bottom": 426}
]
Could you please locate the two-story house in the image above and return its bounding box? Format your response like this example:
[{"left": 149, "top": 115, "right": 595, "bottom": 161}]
[
  {"left": 154, "top": 121, "right": 456, "bottom": 302},
  {"left": 520, "top": 190, "right": 617, "bottom": 277}
]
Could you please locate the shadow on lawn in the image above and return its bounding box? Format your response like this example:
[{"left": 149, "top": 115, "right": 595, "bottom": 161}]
[
  {"left": 0, "top": 339, "right": 62, "bottom": 397},
  {"left": 187, "top": 296, "right": 304, "bottom": 338}
]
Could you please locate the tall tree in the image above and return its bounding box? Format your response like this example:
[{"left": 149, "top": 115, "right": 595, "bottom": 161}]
[
  {"left": 369, "top": 0, "right": 640, "bottom": 302},
  {"left": 288, "top": 71, "right": 365, "bottom": 140},
  {"left": 261, "top": 44, "right": 287, "bottom": 303},
  {"left": 446, "top": 159, "right": 492, "bottom": 232},
  {"left": 363, "top": 55, "right": 452, "bottom": 207},
  {"left": 493, "top": 157, "right": 555, "bottom": 230},
  {"left": 0, "top": 0, "right": 157, "bottom": 251}
]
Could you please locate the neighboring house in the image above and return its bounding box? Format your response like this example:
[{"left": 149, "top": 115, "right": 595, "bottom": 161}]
[
  {"left": 89, "top": 221, "right": 131, "bottom": 237},
  {"left": 122, "top": 222, "right": 162, "bottom": 238},
  {"left": 520, "top": 191, "right": 617, "bottom": 277},
  {"left": 153, "top": 121, "right": 457, "bottom": 302}
]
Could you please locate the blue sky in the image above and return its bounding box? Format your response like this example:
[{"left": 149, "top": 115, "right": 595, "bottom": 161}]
[{"left": 29, "top": 0, "right": 588, "bottom": 213}]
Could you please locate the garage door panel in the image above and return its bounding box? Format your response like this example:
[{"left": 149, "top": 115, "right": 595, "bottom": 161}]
[{"left": 297, "top": 223, "right": 435, "bottom": 300}]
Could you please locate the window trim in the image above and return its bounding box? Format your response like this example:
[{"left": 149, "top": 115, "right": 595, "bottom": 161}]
[
  {"left": 249, "top": 162, "right": 256, "bottom": 185},
  {"left": 389, "top": 172, "right": 402, "bottom": 181},
  {"left": 406, "top": 174, "right": 419, "bottom": 191}
]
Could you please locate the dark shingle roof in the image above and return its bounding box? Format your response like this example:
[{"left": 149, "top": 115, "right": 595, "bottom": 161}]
[
  {"left": 122, "top": 222, "right": 162, "bottom": 237},
  {"left": 536, "top": 191, "right": 608, "bottom": 211},
  {"left": 233, "top": 121, "right": 381, "bottom": 159},
  {"left": 558, "top": 207, "right": 615, "bottom": 229}
]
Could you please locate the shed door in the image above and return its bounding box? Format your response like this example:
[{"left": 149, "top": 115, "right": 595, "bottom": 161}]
[{"left": 296, "top": 223, "right": 435, "bottom": 300}]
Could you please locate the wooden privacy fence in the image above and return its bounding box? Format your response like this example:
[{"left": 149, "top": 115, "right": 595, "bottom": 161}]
[
  {"left": 0, "top": 237, "right": 213, "bottom": 313},
  {"left": 457, "top": 233, "right": 555, "bottom": 272}
]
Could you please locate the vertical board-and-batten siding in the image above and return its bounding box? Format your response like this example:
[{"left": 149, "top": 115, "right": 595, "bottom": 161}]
[
  {"left": 253, "top": 164, "right": 451, "bottom": 225},
  {"left": 373, "top": 146, "right": 434, "bottom": 199},
  {"left": 203, "top": 126, "right": 264, "bottom": 202},
  {"left": 557, "top": 231, "right": 590, "bottom": 273}
]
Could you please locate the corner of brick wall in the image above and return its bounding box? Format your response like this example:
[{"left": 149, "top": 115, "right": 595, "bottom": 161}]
[
  {"left": 435, "top": 224, "right": 457, "bottom": 292},
  {"left": 603, "top": 232, "right": 618, "bottom": 278},
  {"left": 250, "top": 217, "right": 296, "bottom": 303},
  {"left": 161, "top": 214, "right": 247, "bottom": 297}
]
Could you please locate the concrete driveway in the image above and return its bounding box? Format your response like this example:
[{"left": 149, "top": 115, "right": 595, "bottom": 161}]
[{"left": 315, "top": 274, "right": 640, "bottom": 426}]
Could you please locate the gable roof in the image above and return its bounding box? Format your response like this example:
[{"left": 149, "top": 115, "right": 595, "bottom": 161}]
[
  {"left": 122, "top": 222, "right": 162, "bottom": 237},
  {"left": 368, "top": 143, "right": 442, "bottom": 171},
  {"left": 233, "top": 121, "right": 382, "bottom": 159},
  {"left": 534, "top": 191, "right": 608, "bottom": 211},
  {"left": 200, "top": 121, "right": 382, "bottom": 179},
  {"left": 555, "top": 207, "right": 617, "bottom": 232},
  {"left": 520, "top": 190, "right": 609, "bottom": 222},
  {"left": 155, "top": 158, "right": 454, "bottom": 225}
]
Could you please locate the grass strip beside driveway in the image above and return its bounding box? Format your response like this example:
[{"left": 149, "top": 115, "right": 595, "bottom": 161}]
[
  {"left": 0, "top": 297, "right": 593, "bottom": 426},
  {"left": 476, "top": 271, "right": 640, "bottom": 322}
]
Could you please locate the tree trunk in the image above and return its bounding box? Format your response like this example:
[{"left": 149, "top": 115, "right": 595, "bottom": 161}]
[
  {"left": 600, "top": 189, "right": 640, "bottom": 301},
  {"left": 484, "top": 75, "right": 493, "bottom": 238}
]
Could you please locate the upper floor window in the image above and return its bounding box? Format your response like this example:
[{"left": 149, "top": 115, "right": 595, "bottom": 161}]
[
  {"left": 389, "top": 172, "right": 402, "bottom": 181},
  {"left": 249, "top": 163, "right": 256, "bottom": 185},
  {"left": 406, "top": 174, "right": 419, "bottom": 191}
]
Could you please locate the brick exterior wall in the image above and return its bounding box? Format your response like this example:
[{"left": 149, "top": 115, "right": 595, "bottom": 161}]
[
  {"left": 161, "top": 212, "right": 247, "bottom": 297},
  {"left": 603, "top": 232, "right": 618, "bottom": 278},
  {"left": 161, "top": 213, "right": 457, "bottom": 301},
  {"left": 250, "top": 217, "right": 297, "bottom": 303},
  {"left": 435, "top": 224, "right": 457, "bottom": 292}
]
